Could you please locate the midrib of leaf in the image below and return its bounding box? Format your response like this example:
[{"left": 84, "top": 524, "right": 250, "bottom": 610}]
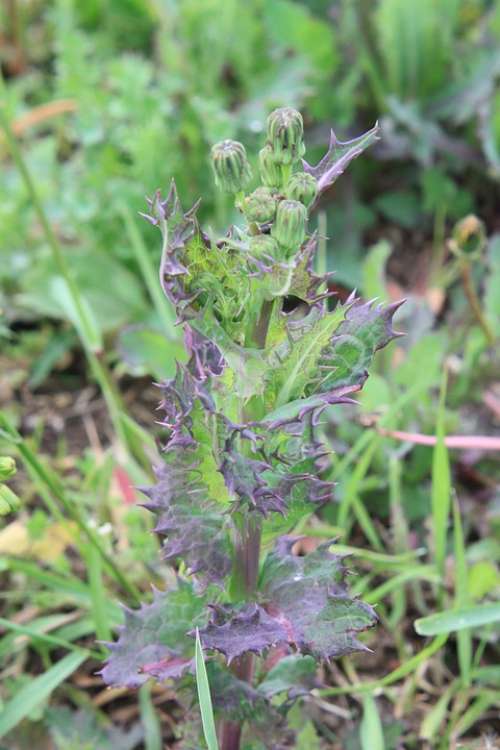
[{"left": 275, "top": 306, "right": 345, "bottom": 408}]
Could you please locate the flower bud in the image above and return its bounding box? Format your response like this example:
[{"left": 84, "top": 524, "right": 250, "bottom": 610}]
[
  {"left": 248, "top": 234, "right": 279, "bottom": 259},
  {"left": 271, "top": 199, "right": 307, "bottom": 255},
  {"left": 285, "top": 171, "right": 318, "bottom": 208},
  {"left": 266, "top": 107, "right": 305, "bottom": 165},
  {"left": 451, "top": 215, "right": 485, "bottom": 260},
  {"left": 243, "top": 187, "right": 277, "bottom": 224},
  {"left": 0, "top": 484, "right": 21, "bottom": 515},
  {"left": 0, "top": 457, "right": 16, "bottom": 481},
  {"left": 211, "top": 140, "right": 252, "bottom": 194},
  {"left": 259, "top": 145, "right": 282, "bottom": 188}
]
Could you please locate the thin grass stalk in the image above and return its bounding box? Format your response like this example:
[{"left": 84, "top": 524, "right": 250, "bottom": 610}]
[
  {"left": 0, "top": 413, "right": 141, "bottom": 604},
  {"left": 0, "top": 90, "right": 137, "bottom": 460}
]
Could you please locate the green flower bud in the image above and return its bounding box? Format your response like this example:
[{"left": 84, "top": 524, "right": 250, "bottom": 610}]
[
  {"left": 271, "top": 199, "right": 307, "bottom": 255},
  {"left": 259, "top": 145, "right": 282, "bottom": 188},
  {"left": 211, "top": 140, "right": 252, "bottom": 194},
  {"left": 0, "top": 484, "right": 21, "bottom": 515},
  {"left": 285, "top": 171, "right": 318, "bottom": 208},
  {"left": 0, "top": 457, "right": 16, "bottom": 481},
  {"left": 248, "top": 234, "right": 279, "bottom": 259},
  {"left": 243, "top": 187, "right": 277, "bottom": 224},
  {"left": 266, "top": 107, "right": 305, "bottom": 165},
  {"left": 450, "top": 215, "right": 486, "bottom": 260}
]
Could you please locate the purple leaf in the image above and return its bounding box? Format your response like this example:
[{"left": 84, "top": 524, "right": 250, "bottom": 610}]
[
  {"left": 101, "top": 583, "right": 206, "bottom": 688},
  {"left": 142, "top": 368, "right": 232, "bottom": 585},
  {"left": 143, "top": 180, "right": 204, "bottom": 322},
  {"left": 198, "top": 603, "right": 287, "bottom": 663},
  {"left": 260, "top": 537, "right": 377, "bottom": 658},
  {"left": 303, "top": 123, "right": 380, "bottom": 203},
  {"left": 198, "top": 538, "right": 377, "bottom": 664},
  {"left": 184, "top": 325, "right": 225, "bottom": 381}
]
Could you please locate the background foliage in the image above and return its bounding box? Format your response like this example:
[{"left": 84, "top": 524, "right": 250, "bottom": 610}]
[{"left": 0, "top": 1, "right": 499, "bottom": 748}]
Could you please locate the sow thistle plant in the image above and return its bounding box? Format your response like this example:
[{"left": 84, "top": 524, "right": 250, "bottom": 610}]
[{"left": 103, "top": 108, "right": 402, "bottom": 749}]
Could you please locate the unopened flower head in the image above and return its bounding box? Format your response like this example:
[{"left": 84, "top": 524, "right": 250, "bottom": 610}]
[
  {"left": 243, "top": 187, "right": 278, "bottom": 224},
  {"left": 211, "top": 139, "right": 252, "bottom": 193},
  {"left": 248, "top": 233, "right": 279, "bottom": 259},
  {"left": 266, "top": 107, "right": 305, "bottom": 165},
  {"left": 451, "top": 214, "right": 486, "bottom": 259},
  {"left": 259, "top": 145, "right": 282, "bottom": 188},
  {"left": 285, "top": 171, "right": 318, "bottom": 208},
  {"left": 271, "top": 199, "right": 307, "bottom": 255}
]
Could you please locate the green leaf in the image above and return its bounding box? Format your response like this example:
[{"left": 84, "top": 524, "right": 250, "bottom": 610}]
[
  {"left": 118, "top": 325, "right": 185, "bottom": 380},
  {"left": 272, "top": 305, "right": 345, "bottom": 407},
  {"left": 375, "top": 190, "right": 421, "bottom": 229},
  {"left": 206, "top": 662, "right": 274, "bottom": 726},
  {"left": 195, "top": 629, "right": 219, "bottom": 750},
  {"left": 0, "top": 651, "right": 87, "bottom": 738},
  {"left": 50, "top": 277, "right": 103, "bottom": 353},
  {"left": 258, "top": 654, "right": 316, "bottom": 698},
  {"left": 264, "top": 0, "right": 337, "bottom": 75},
  {"left": 415, "top": 603, "right": 500, "bottom": 636},
  {"left": 360, "top": 695, "right": 385, "bottom": 750},
  {"left": 362, "top": 241, "right": 391, "bottom": 301}
]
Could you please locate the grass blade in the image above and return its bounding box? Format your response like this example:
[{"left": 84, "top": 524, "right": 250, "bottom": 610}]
[
  {"left": 0, "top": 616, "right": 100, "bottom": 660},
  {"left": 360, "top": 694, "right": 385, "bottom": 750},
  {"left": 85, "top": 542, "right": 112, "bottom": 645},
  {"left": 0, "top": 650, "right": 86, "bottom": 738},
  {"left": 139, "top": 682, "right": 163, "bottom": 750},
  {"left": 415, "top": 603, "right": 500, "bottom": 636},
  {"left": 195, "top": 628, "right": 219, "bottom": 750},
  {"left": 452, "top": 498, "right": 472, "bottom": 686},
  {"left": 431, "top": 370, "right": 451, "bottom": 577}
]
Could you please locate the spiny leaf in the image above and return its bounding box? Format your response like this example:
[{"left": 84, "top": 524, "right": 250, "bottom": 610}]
[
  {"left": 268, "top": 296, "right": 402, "bottom": 412},
  {"left": 199, "top": 537, "right": 377, "bottom": 663},
  {"left": 142, "top": 369, "right": 232, "bottom": 584},
  {"left": 260, "top": 537, "right": 377, "bottom": 658},
  {"left": 198, "top": 603, "right": 286, "bottom": 663},
  {"left": 303, "top": 123, "right": 380, "bottom": 202},
  {"left": 101, "top": 583, "right": 207, "bottom": 688}
]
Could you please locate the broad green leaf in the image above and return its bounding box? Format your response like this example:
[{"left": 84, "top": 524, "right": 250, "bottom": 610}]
[
  {"left": 118, "top": 325, "right": 185, "bottom": 380},
  {"left": 258, "top": 654, "right": 316, "bottom": 697},
  {"left": 50, "top": 276, "right": 103, "bottom": 353}
]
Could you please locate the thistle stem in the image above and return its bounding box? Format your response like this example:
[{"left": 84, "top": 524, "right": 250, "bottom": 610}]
[
  {"left": 220, "top": 293, "right": 271, "bottom": 749},
  {"left": 221, "top": 517, "right": 261, "bottom": 750}
]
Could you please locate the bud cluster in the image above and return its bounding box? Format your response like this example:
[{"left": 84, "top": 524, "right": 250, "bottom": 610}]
[{"left": 211, "top": 108, "right": 319, "bottom": 260}]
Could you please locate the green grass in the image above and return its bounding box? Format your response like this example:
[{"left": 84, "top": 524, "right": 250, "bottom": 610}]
[{"left": 0, "top": 0, "right": 499, "bottom": 747}]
